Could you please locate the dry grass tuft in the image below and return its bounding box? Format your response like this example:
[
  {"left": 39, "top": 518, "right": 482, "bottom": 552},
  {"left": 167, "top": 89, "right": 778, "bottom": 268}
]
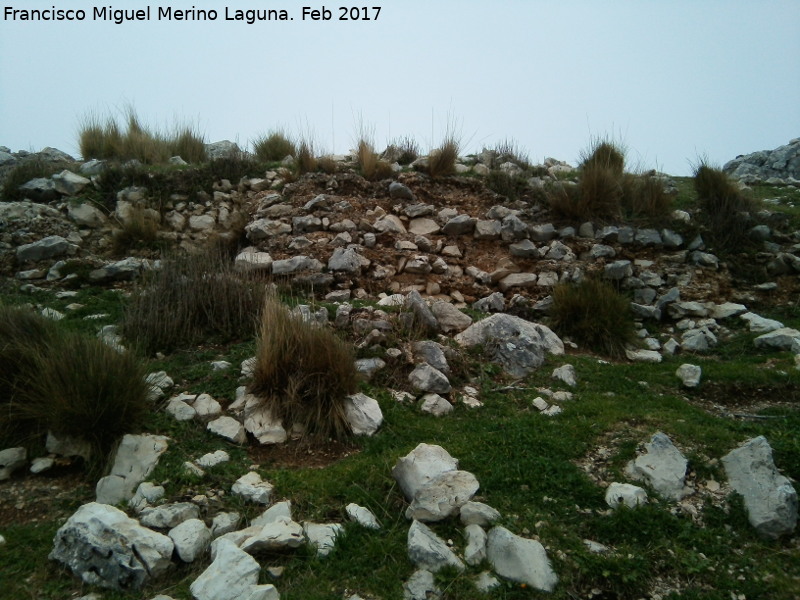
[
  {"left": 693, "top": 161, "right": 756, "bottom": 252},
  {"left": 249, "top": 296, "right": 358, "bottom": 441},
  {"left": 428, "top": 134, "right": 461, "bottom": 178},
  {"left": 253, "top": 130, "right": 297, "bottom": 163}
]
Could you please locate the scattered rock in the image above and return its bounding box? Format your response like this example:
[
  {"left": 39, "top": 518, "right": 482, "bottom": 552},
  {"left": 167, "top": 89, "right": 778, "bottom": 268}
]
[
  {"left": 676, "top": 364, "right": 702, "bottom": 388},
  {"left": 0, "top": 447, "right": 26, "bottom": 481},
  {"left": 190, "top": 538, "right": 261, "bottom": 600},
  {"left": 346, "top": 503, "right": 381, "bottom": 529},
  {"left": 95, "top": 434, "right": 169, "bottom": 505},
  {"left": 605, "top": 483, "right": 648, "bottom": 509},
  {"left": 407, "top": 520, "right": 464, "bottom": 572},
  {"left": 231, "top": 472, "right": 274, "bottom": 504},
  {"left": 625, "top": 432, "right": 689, "bottom": 500},
  {"left": 722, "top": 436, "right": 798, "bottom": 539},
  {"left": 486, "top": 526, "right": 558, "bottom": 592}
]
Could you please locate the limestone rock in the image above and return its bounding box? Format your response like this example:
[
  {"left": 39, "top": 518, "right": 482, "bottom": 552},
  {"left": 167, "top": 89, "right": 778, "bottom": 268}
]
[
  {"left": 405, "top": 470, "right": 479, "bottom": 521},
  {"left": 190, "top": 538, "right": 260, "bottom": 600},
  {"left": 676, "top": 364, "right": 702, "bottom": 388},
  {"left": 605, "top": 483, "right": 648, "bottom": 508},
  {"left": 95, "top": 434, "right": 169, "bottom": 505},
  {"left": 741, "top": 312, "right": 784, "bottom": 333},
  {"left": 625, "top": 432, "right": 688, "bottom": 500},
  {"left": 344, "top": 393, "right": 383, "bottom": 436},
  {"left": 552, "top": 364, "right": 577, "bottom": 387},
  {"left": 409, "top": 363, "right": 451, "bottom": 394},
  {"left": 722, "top": 436, "right": 798, "bottom": 539},
  {"left": 303, "top": 522, "right": 343, "bottom": 556},
  {"left": 49, "top": 502, "right": 173, "bottom": 591},
  {"left": 419, "top": 393, "right": 453, "bottom": 417},
  {"left": 393, "top": 443, "right": 459, "bottom": 501},
  {"left": 234, "top": 248, "right": 273, "bottom": 272},
  {"left": 430, "top": 301, "right": 472, "bottom": 333},
  {"left": 16, "top": 235, "right": 74, "bottom": 263},
  {"left": 207, "top": 416, "right": 247, "bottom": 444},
  {"left": 460, "top": 501, "right": 501, "bottom": 526},
  {"left": 139, "top": 502, "right": 199, "bottom": 529},
  {"left": 389, "top": 181, "right": 415, "bottom": 201},
  {"left": 169, "top": 518, "right": 211, "bottom": 563},
  {"left": 403, "top": 569, "right": 440, "bottom": 600},
  {"left": 0, "top": 447, "right": 26, "bottom": 480},
  {"left": 407, "top": 520, "right": 464, "bottom": 572},
  {"left": 240, "top": 516, "right": 306, "bottom": 553},
  {"left": 486, "top": 526, "right": 558, "bottom": 592},
  {"left": 754, "top": 328, "right": 800, "bottom": 353},
  {"left": 346, "top": 503, "right": 381, "bottom": 529},
  {"left": 232, "top": 471, "right": 274, "bottom": 504},
  {"left": 464, "top": 523, "right": 487, "bottom": 566}
]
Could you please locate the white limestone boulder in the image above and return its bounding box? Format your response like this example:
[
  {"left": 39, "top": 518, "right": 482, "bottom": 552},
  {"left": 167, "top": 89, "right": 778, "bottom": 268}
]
[
  {"left": 624, "top": 432, "right": 689, "bottom": 500},
  {"left": 392, "top": 443, "right": 459, "bottom": 501},
  {"left": 486, "top": 526, "right": 558, "bottom": 592},
  {"left": 95, "top": 434, "right": 169, "bottom": 505},
  {"left": 407, "top": 520, "right": 464, "bottom": 573}
]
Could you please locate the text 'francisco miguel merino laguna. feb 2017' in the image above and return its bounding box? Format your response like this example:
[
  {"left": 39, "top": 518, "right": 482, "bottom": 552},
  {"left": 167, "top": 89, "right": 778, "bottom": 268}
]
[{"left": 3, "top": 5, "right": 383, "bottom": 24}]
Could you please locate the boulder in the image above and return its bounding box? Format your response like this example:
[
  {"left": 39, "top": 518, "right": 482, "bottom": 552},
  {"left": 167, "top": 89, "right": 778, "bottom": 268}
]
[
  {"left": 241, "top": 392, "right": 287, "bottom": 445},
  {"left": 68, "top": 203, "right": 107, "bottom": 228},
  {"left": 231, "top": 471, "right": 274, "bottom": 504},
  {"left": 234, "top": 248, "right": 273, "bottom": 273},
  {"left": 207, "top": 416, "right": 247, "bottom": 444},
  {"left": 419, "top": 393, "right": 453, "bottom": 417},
  {"left": 430, "top": 301, "right": 472, "bottom": 333},
  {"left": 16, "top": 235, "right": 74, "bottom": 263},
  {"left": 405, "top": 470, "right": 479, "bottom": 521},
  {"left": 0, "top": 447, "right": 26, "bottom": 481},
  {"left": 403, "top": 569, "right": 440, "bottom": 600},
  {"left": 169, "top": 518, "right": 211, "bottom": 563},
  {"left": 552, "top": 364, "right": 577, "bottom": 387},
  {"left": 486, "top": 526, "right": 558, "bottom": 592},
  {"left": 753, "top": 328, "right": 800, "bottom": 353},
  {"left": 722, "top": 436, "right": 798, "bottom": 539},
  {"left": 95, "top": 434, "right": 169, "bottom": 505},
  {"left": 190, "top": 538, "right": 260, "bottom": 600},
  {"left": 389, "top": 181, "right": 415, "bottom": 201},
  {"left": 49, "top": 503, "right": 173, "bottom": 591},
  {"left": 345, "top": 503, "right": 381, "bottom": 529},
  {"left": 409, "top": 363, "right": 451, "bottom": 394},
  {"left": 344, "top": 393, "right": 383, "bottom": 436},
  {"left": 741, "top": 312, "right": 784, "bottom": 333},
  {"left": 454, "top": 314, "right": 563, "bottom": 378},
  {"left": 605, "top": 483, "right": 648, "bottom": 508},
  {"left": 407, "top": 520, "right": 464, "bottom": 572},
  {"left": 303, "top": 522, "right": 343, "bottom": 556},
  {"left": 624, "top": 432, "right": 688, "bottom": 500},
  {"left": 460, "top": 501, "right": 501, "bottom": 526},
  {"left": 272, "top": 255, "right": 323, "bottom": 275},
  {"left": 240, "top": 517, "right": 306, "bottom": 553},
  {"left": 392, "top": 443, "right": 459, "bottom": 501},
  {"left": 676, "top": 364, "right": 702, "bottom": 388},
  {"left": 441, "top": 214, "right": 476, "bottom": 236},
  {"left": 139, "top": 502, "right": 200, "bottom": 529},
  {"left": 464, "top": 523, "right": 487, "bottom": 565}
]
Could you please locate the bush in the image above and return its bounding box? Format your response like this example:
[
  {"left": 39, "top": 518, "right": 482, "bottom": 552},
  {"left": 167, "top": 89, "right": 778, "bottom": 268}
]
[
  {"left": 549, "top": 278, "right": 635, "bottom": 358},
  {"left": 693, "top": 162, "right": 755, "bottom": 252},
  {"left": 620, "top": 173, "right": 673, "bottom": 221},
  {"left": 253, "top": 130, "right": 296, "bottom": 163},
  {"left": 550, "top": 164, "right": 623, "bottom": 221},
  {"left": 491, "top": 138, "right": 530, "bottom": 169},
  {"left": 122, "top": 247, "right": 267, "bottom": 354},
  {"left": 249, "top": 297, "right": 358, "bottom": 441},
  {"left": 0, "top": 306, "right": 149, "bottom": 475},
  {"left": 486, "top": 170, "right": 530, "bottom": 202}
]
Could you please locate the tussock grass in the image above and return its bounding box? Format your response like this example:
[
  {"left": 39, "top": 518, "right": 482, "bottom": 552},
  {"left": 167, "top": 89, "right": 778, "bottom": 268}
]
[
  {"left": 385, "top": 135, "right": 420, "bottom": 165},
  {"left": 0, "top": 158, "right": 71, "bottom": 202},
  {"left": 549, "top": 278, "right": 636, "bottom": 358},
  {"left": 0, "top": 305, "right": 148, "bottom": 475},
  {"left": 356, "top": 139, "right": 394, "bottom": 181},
  {"left": 78, "top": 108, "right": 206, "bottom": 164},
  {"left": 249, "top": 296, "right": 358, "bottom": 441},
  {"left": 295, "top": 138, "right": 317, "bottom": 175},
  {"left": 580, "top": 138, "right": 626, "bottom": 176},
  {"left": 122, "top": 247, "right": 267, "bottom": 355},
  {"left": 253, "top": 130, "right": 296, "bottom": 163},
  {"left": 491, "top": 137, "right": 531, "bottom": 168},
  {"left": 427, "top": 133, "right": 461, "bottom": 177},
  {"left": 621, "top": 173, "right": 672, "bottom": 220},
  {"left": 111, "top": 208, "right": 160, "bottom": 256},
  {"left": 694, "top": 161, "right": 756, "bottom": 252}
]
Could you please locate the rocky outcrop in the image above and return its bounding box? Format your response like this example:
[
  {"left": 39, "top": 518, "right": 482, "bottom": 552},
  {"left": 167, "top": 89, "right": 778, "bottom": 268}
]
[{"left": 723, "top": 138, "right": 800, "bottom": 184}]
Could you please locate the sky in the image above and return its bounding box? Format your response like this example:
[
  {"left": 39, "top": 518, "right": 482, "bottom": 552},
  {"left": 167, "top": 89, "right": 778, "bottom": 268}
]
[{"left": 1, "top": 0, "right": 798, "bottom": 175}]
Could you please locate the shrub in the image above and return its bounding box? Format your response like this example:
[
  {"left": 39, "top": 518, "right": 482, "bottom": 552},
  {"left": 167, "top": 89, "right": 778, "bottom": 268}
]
[
  {"left": 492, "top": 138, "right": 530, "bottom": 168},
  {"left": 693, "top": 162, "right": 755, "bottom": 252},
  {"left": 253, "top": 130, "right": 297, "bottom": 163},
  {"left": 122, "top": 247, "right": 267, "bottom": 354},
  {"left": 549, "top": 278, "right": 635, "bottom": 358},
  {"left": 550, "top": 164, "right": 623, "bottom": 221},
  {"left": 0, "top": 306, "right": 149, "bottom": 475},
  {"left": 580, "top": 139, "right": 626, "bottom": 176},
  {"left": 249, "top": 296, "right": 358, "bottom": 441}
]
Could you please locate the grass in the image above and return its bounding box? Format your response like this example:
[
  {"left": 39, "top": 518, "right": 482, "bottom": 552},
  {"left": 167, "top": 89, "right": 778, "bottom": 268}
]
[
  {"left": 0, "top": 158, "right": 71, "bottom": 202},
  {"left": 249, "top": 296, "right": 359, "bottom": 441},
  {"left": 549, "top": 278, "right": 636, "bottom": 358},
  {"left": 111, "top": 207, "right": 161, "bottom": 256},
  {"left": 253, "top": 129, "right": 297, "bottom": 162},
  {"left": 428, "top": 129, "right": 461, "bottom": 178},
  {"left": 78, "top": 109, "right": 207, "bottom": 164},
  {"left": 385, "top": 135, "right": 420, "bottom": 165},
  {"left": 0, "top": 305, "right": 149, "bottom": 476},
  {"left": 356, "top": 139, "right": 394, "bottom": 181},
  {"left": 693, "top": 161, "right": 757, "bottom": 253},
  {"left": 295, "top": 138, "right": 318, "bottom": 175},
  {"left": 121, "top": 246, "right": 267, "bottom": 355},
  {"left": 580, "top": 138, "right": 626, "bottom": 176}
]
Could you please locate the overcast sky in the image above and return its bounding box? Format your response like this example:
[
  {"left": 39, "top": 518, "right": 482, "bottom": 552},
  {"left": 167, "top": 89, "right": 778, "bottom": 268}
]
[{"left": 1, "top": 1, "right": 798, "bottom": 175}]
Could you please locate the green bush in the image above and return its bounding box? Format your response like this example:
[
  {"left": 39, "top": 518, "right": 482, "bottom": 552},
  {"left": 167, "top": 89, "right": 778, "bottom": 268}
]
[
  {"left": 693, "top": 162, "right": 755, "bottom": 252},
  {"left": 249, "top": 297, "right": 358, "bottom": 441},
  {"left": 0, "top": 305, "right": 148, "bottom": 474},
  {"left": 253, "top": 130, "right": 297, "bottom": 163},
  {"left": 549, "top": 278, "right": 635, "bottom": 358},
  {"left": 122, "top": 247, "right": 267, "bottom": 354}
]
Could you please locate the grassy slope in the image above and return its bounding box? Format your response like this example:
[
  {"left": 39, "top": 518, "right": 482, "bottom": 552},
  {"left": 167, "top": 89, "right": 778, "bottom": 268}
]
[{"left": 1, "top": 181, "right": 799, "bottom": 600}]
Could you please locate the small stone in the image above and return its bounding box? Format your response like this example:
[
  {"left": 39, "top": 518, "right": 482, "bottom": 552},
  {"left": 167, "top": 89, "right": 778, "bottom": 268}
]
[
  {"left": 231, "top": 472, "right": 274, "bottom": 504},
  {"left": 676, "top": 364, "right": 702, "bottom": 388},
  {"left": 605, "top": 482, "right": 648, "bottom": 508}
]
